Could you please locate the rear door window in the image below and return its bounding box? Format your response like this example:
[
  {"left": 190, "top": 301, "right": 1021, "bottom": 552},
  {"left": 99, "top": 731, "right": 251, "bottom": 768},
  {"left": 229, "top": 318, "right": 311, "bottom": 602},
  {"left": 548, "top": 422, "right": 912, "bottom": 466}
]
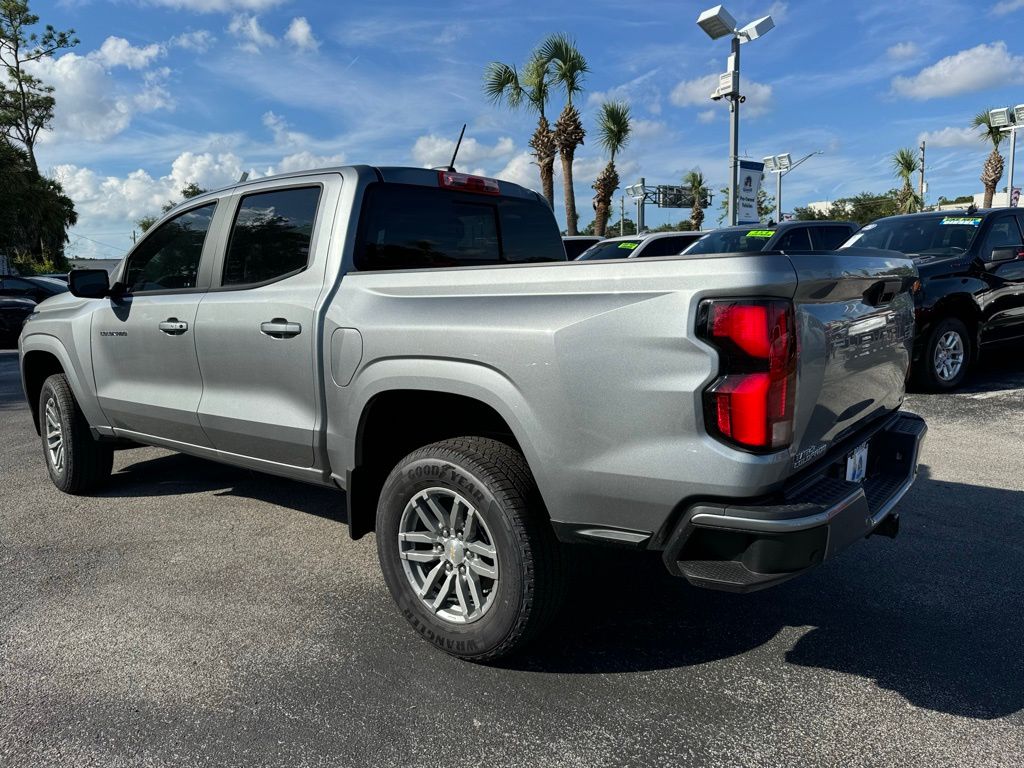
[
  {"left": 811, "top": 226, "right": 853, "bottom": 250},
  {"left": 356, "top": 184, "right": 564, "bottom": 270},
  {"left": 123, "top": 203, "right": 217, "bottom": 293},
  {"left": 222, "top": 187, "right": 322, "bottom": 286},
  {"left": 636, "top": 236, "right": 689, "bottom": 257},
  {"left": 773, "top": 227, "right": 813, "bottom": 251},
  {"left": 979, "top": 214, "right": 1023, "bottom": 261}
]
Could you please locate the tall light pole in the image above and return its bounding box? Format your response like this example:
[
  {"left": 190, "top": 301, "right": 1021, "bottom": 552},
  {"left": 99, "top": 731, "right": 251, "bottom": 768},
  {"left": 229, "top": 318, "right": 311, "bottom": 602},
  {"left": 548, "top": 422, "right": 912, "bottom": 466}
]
[
  {"left": 762, "top": 151, "right": 822, "bottom": 222},
  {"left": 697, "top": 5, "right": 775, "bottom": 226},
  {"left": 988, "top": 105, "right": 1024, "bottom": 206}
]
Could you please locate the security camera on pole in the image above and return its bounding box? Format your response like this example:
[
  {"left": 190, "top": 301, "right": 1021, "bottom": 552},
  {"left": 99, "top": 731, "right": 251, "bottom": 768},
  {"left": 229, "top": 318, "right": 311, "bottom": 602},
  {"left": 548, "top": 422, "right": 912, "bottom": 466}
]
[{"left": 697, "top": 5, "right": 775, "bottom": 226}]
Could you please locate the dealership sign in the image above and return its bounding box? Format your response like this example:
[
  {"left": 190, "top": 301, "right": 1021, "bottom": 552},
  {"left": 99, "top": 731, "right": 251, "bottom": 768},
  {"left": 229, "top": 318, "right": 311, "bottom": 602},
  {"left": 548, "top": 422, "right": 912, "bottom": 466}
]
[{"left": 736, "top": 160, "right": 764, "bottom": 225}]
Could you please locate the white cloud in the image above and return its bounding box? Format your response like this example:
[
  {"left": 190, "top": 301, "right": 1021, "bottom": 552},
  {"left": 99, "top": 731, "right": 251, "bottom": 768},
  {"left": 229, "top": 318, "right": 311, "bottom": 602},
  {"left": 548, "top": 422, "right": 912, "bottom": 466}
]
[
  {"left": 631, "top": 119, "right": 666, "bottom": 140},
  {"left": 411, "top": 134, "right": 515, "bottom": 168},
  {"left": 434, "top": 24, "right": 466, "bottom": 45},
  {"left": 285, "top": 17, "right": 319, "bottom": 52},
  {"left": 275, "top": 151, "right": 346, "bottom": 174},
  {"left": 171, "top": 30, "right": 216, "bottom": 52},
  {"left": 918, "top": 126, "right": 981, "bottom": 148},
  {"left": 886, "top": 41, "right": 921, "bottom": 60},
  {"left": 670, "top": 73, "right": 774, "bottom": 117},
  {"left": 891, "top": 42, "right": 1024, "bottom": 99},
  {"left": 142, "top": 0, "right": 285, "bottom": 11},
  {"left": 697, "top": 109, "right": 717, "bottom": 124},
  {"left": 991, "top": 0, "right": 1024, "bottom": 16},
  {"left": 491, "top": 151, "right": 537, "bottom": 191},
  {"left": 228, "top": 14, "right": 276, "bottom": 53},
  {"left": 93, "top": 36, "right": 165, "bottom": 70},
  {"left": 767, "top": 2, "right": 788, "bottom": 23},
  {"left": 27, "top": 53, "right": 173, "bottom": 143}
]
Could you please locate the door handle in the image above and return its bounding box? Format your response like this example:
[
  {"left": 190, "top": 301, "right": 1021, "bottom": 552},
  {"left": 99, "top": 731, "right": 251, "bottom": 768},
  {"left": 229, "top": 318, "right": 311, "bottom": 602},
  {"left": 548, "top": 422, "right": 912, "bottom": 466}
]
[
  {"left": 158, "top": 318, "right": 188, "bottom": 335},
  {"left": 260, "top": 319, "right": 302, "bottom": 339}
]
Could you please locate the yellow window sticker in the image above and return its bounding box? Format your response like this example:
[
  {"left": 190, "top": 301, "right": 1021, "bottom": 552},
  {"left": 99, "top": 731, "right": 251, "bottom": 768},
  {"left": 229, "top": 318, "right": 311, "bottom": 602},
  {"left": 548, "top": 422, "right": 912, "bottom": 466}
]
[
  {"left": 745, "top": 230, "right": 774, "bottom": 238},
  {"left": 617, "top": 241, "right": 639, "bottom": 249}
]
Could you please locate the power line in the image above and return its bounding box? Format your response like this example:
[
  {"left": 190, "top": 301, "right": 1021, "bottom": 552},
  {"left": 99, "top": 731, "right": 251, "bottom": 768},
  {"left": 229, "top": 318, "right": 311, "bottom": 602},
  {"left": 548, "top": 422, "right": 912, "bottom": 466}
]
[{"left": 68, "top": 232, "right": 127, "bottom": 252}]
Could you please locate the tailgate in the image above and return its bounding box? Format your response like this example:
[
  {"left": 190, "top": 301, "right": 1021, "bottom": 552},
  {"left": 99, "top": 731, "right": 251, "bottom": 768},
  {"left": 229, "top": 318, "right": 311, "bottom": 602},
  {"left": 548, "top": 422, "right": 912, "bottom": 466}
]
[{"left": 786, "top": 248, "right": 916, "bottom": 466}]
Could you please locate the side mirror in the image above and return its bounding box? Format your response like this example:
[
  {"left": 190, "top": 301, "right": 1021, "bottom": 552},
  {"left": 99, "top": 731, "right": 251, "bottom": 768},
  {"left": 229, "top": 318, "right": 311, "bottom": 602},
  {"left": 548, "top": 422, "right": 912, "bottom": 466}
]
[{"left": 68, "top": 269, "right": 110, "bottom": 299}]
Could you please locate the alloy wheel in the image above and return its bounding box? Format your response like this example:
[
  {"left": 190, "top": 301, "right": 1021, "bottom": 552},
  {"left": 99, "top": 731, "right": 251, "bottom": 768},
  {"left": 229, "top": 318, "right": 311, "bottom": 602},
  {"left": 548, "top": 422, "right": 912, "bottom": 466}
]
[
  {"left": 933, "top": 330, "right": 964, "bottom": 382},
  {"left": 44, "top": 395, "right": 65, "bottom": 473}
]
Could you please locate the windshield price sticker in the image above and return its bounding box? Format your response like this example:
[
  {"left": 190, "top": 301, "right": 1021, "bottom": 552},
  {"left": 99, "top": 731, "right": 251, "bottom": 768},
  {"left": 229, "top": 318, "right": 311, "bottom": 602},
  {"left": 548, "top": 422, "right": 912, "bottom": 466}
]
[
  {"left": 617, "top": 241, "right": 639, "bottom": 249},
  {"left": 940, "top": 217, "right": 982, "bottom": 226},
  {"left": 745, "top": 230, "right": 774, "bottom": 238}
]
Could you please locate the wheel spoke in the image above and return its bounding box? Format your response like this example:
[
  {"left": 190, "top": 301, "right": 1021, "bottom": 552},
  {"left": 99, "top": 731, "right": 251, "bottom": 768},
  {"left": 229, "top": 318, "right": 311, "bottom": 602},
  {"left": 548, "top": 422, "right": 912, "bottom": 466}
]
[
  {"left": 449, "top": 498, "right": 461, "bottom": 531},
  {"left": 463, "top": 508, "right": 476, "bottom": 539},
  {"left": 431, "top": 572, "right": 455, "bottom": 612},
  {"left": 465, "top": 540, "right": 495, "bottom": 558},
  {"left": 423, "top": 495, "right": 449, "bottom": 530},
  {"left": 399, "top": 531, "right": 439, "bottom": 545},
  {"left": 454, "top": 572, "right": 471, "bottom": 616},
  {"left": 413, "top": 500, "right": 441, "bottom": 533},
  {"left": 465, "top": 568, "right": 484, "bottom": 610},
  {"left": 418, "top": 561, "right": 445, "bottom": 598},
  {"left": 400, "top": 549, "right": 440, "bottom": 563},
  {"left": 468, "top": 557, "right": 498, "bottom": 580}
]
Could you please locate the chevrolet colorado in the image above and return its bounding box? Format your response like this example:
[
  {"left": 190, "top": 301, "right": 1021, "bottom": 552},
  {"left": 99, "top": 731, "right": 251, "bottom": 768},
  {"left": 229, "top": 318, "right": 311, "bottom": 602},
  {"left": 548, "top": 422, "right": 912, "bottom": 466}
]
[{"left": 19, "top": 165, "right": 926, "bottom": 660}]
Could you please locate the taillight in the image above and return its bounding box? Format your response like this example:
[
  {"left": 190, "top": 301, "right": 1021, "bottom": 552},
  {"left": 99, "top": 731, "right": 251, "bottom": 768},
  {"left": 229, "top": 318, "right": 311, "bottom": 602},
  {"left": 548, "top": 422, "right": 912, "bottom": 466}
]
[
  {"left": 697, "top": 299, "right": 796, "bottom": 452},
  {"left": 437, "top": 171, "right": 501, "bottom": 195}
]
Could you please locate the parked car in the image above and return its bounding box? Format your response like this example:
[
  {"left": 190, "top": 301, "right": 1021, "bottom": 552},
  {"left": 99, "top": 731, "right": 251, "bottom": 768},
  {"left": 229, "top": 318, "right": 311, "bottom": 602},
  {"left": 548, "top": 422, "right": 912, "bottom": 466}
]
[
  {"left": 562, "top": 235, "right": 602, "bottom": 259},
  {"left": 0, "top": 275, "right": 69, "bottom": 304},
  {"left": 682, "top": 220, "right": 858, "bottom": 255},
  {"left": 1, "top": 296, "right": 36, "bottom": 347},
  {"left": 841, "top": 209, "right": 1024, "bottom": 390},
  {"left": 40, "top": 273, "right": 69, "bottom": 283},
  {"left": 576, "top": 231, "right": 705, "bottom": 260},
  {"left": 20, "top": 165, "right": 925, "bottom": 661}
]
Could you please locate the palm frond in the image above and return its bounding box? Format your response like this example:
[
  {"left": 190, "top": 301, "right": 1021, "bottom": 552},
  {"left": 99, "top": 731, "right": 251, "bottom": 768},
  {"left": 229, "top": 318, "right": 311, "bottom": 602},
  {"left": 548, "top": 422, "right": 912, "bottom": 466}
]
[
  {"left": 971, "top": 108, "right": 1005, "bottom": 150},
  {"left": 482, "top": 62, "right": 524, "bottom": 110},
  {"left": 891, "top": 147, "right": 919, "bottom": 182},
  {"left": 536, "top": 32, "right": 589, "bottom": 102},
  {"left": 596, "top": 100, "right": 631, "bottom": 160}
]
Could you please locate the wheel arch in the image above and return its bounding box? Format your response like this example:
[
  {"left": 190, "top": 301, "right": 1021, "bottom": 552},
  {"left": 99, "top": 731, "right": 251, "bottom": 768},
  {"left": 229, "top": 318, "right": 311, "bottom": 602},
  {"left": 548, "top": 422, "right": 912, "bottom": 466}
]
[{"left": 20, "top": 334, "right": 105, "bottom": 436}]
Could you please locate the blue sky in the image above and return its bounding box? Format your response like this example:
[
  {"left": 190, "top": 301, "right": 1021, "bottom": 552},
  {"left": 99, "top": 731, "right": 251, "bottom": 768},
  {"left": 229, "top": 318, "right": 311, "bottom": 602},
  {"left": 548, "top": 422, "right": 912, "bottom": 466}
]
[{"left": 24, "top": 0, "right": 1024, "bottom": 258}]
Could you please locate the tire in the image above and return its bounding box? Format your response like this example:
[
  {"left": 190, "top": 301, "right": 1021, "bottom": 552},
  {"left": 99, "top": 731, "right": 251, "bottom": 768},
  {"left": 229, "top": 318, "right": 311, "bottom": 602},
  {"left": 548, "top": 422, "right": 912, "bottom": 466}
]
[
  {"left": 914, "top": 317, "right": 972, "bottom": 391},
  {"left": 375, "top": 437, "right": 563, "bottom": 661},
  {"left": 38, "top": 373, "right": 114, "bottom": 494}
]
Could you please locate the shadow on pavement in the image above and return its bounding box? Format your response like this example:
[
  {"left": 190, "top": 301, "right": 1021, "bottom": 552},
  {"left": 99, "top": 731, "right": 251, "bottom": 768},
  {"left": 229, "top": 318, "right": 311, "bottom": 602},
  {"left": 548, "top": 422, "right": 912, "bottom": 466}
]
[
  {"left": 506, "top": 465, "right": 1024, "bottom": 721},
  {"left": 105, "top": 451, "right": 348, "bottom": 524}
]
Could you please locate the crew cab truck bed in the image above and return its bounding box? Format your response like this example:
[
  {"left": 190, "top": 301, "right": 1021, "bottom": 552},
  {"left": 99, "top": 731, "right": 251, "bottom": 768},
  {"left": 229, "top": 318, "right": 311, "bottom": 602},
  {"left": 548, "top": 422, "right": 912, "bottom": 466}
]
[{"left": 20, "top": 165, "right": 925, "bottom": 660}]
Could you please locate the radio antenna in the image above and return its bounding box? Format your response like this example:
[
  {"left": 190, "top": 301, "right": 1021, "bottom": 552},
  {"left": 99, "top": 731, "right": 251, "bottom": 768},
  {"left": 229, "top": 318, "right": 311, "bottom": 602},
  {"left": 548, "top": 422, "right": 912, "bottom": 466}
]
[{"left": 447, "top": 124, "right": 467, "bottom": 172}]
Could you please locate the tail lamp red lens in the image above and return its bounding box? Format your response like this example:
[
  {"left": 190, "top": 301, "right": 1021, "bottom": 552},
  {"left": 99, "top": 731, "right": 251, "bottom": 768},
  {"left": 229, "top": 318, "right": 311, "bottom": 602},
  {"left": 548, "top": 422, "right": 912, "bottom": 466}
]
[
  {"left": 698, "top": 299, "right": 796, "bottom": 451},
  {"left": 437, "top": 171, "right": 501, "bottom": 195}
]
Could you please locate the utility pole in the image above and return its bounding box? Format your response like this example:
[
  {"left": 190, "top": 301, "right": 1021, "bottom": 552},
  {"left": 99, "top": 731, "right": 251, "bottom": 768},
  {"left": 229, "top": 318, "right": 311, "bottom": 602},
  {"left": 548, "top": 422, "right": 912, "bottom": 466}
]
[
  {"left": 919, "top": 140, "right": 926, "bottom": 210},
  {"left": 636, "top": 177, "right": 646, "bottom": 232},
  {"left": 620, "top": 196, "right": 625, "bottom": 236}
]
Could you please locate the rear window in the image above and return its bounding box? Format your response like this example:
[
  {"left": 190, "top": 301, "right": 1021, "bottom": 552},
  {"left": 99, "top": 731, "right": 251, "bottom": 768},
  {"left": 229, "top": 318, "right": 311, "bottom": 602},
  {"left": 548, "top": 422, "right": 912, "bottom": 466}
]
[
  {"left": 576, "top": 239, "right": 642, "bottom": 260},
  {"left": 355, "top": 183, "right": 564, "bottom": 270},
  {"left": 682, "top": 229, "right": 773, "bottom": 255},
  {"left": 563, "top": 238, "right": 600, "bottom": 259},
  {"left": 636, "top": 235, "right": 698, "bottom": 258},
  {"left": 842, "top": 216, "right": 981, "bottom": 256}
]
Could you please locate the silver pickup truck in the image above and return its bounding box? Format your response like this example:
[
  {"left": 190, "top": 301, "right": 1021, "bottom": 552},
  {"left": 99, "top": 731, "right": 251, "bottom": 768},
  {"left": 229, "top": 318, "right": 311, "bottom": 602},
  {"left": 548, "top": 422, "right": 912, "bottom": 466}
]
[{"left": 19, "top": 166, "right": 926, "bottom": 660}]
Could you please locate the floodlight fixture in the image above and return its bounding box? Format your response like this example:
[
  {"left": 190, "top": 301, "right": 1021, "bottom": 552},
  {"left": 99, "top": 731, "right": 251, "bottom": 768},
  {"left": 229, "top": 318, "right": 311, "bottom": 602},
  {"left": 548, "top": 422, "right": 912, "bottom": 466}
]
[
  {"left": 1014, "top": 104, "right": 1024, "bottom": 124},
  {"left": 697, "top": 5, "right": 737, "bottom": 40},
  {"left": 738, "top": 15, "right": 775, "bottom": 43},
  {"left": 777, "top": 153, "right": 792, "bottom": 171},
  {"left": 762, "top": 156, "right": 777, "bottom": 172},
  {"left": 989, "top": 107, "right": 1012, "bottom": 128}
]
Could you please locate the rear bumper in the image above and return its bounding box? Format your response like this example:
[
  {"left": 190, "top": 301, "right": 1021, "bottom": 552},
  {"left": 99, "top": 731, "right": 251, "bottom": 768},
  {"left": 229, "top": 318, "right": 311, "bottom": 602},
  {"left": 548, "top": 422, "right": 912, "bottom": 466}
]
[{"left": 662, "top": 411, "right": 927, "bottom": 592}]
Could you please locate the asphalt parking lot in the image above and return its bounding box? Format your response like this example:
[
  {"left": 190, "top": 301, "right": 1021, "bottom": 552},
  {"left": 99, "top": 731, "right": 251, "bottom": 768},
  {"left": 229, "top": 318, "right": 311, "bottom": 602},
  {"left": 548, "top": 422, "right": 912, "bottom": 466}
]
[{"left": 1, "top": 348, "right": 1022, "bottom": 767}]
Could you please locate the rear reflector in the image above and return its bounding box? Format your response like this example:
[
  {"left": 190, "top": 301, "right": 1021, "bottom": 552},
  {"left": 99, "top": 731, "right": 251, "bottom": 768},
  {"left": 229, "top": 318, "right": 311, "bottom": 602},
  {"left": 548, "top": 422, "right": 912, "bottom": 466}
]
[
  {"left": 698, "top": 299, "right": 796, "bottom": 452},
  {"left": 438, "top": 171, "right": 501, "bottom": 195}
]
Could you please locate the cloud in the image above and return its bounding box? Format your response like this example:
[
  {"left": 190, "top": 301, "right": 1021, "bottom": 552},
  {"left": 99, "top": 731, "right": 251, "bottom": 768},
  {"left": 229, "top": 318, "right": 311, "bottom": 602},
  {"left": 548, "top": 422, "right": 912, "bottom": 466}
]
[
  {"left": 767, "top": 2, "right": 788, "bottom": 23},
  {"left": 891, "top": 42, "right": 1024, "bottom": 99},
  {"left": 411, "top": 134, "right": 515, "bottom": 168},
  {"left": 93, "top": 37, "right": 164, "bottom": 70},
  {"left": 991, "top": 0, "right": 1024, "bottom": 15},
  {"left": 141, "top": 0, "right": 285, "bottom": 11},
  {"left": 631, "top": 119, "right": 666, "bottom": 140},
  {"left": 285, "top": 17, "right": 319, "bottom": 52},
  {"left": 28, "top": 53, "right": 173, "bottom": 143},
  {"left": 491, "top": 151, "right": 537, "bottom": 191},
  {"left": 670, "top": 73, "right": 774, "bottom": 117},
  {"left": 918, "top": 126, "right": 982, "bottom": 148},
  {"left": 228, "top": 14, "right": 276, "bottom": 53},
  {"left": 886, "top": 41, "right": 921, "bottom": 60},
  {"left": 697, "top": 109, "right": 717, "bottom": 124},
  {"left": 171, "top": 30, "right": 216, "bottom": 52}
]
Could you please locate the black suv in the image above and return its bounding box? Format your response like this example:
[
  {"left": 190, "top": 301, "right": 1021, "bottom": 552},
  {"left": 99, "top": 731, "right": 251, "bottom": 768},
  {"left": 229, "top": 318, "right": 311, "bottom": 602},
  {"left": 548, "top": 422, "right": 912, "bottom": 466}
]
[
  {"left": 681, "top": 220, "right": 858, "bottom": 255},
  {"left": 843, "top": 209, "right": 1024, "bottom": 390}
]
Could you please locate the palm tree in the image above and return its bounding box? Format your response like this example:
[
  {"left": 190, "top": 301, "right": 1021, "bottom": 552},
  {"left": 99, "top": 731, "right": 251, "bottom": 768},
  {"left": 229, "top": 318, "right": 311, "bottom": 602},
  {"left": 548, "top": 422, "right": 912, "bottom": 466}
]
[
  {"left": 972, "top": 109, "right": 1006, "bottom": 208},
  {"left": 538, "top": 33, "right": 589, "bottom": 235},
  {"left": 483, "top": 55, "right": 556, "bottom": 208},
  {"left": 591, "top": 101, "right": 631, "bottom": 236},
  {"left": 684, "top": 169, "right": 708, "bottom": 230},
  {"left": 891, "top": 147, "right": 922, "bottom": 214}
]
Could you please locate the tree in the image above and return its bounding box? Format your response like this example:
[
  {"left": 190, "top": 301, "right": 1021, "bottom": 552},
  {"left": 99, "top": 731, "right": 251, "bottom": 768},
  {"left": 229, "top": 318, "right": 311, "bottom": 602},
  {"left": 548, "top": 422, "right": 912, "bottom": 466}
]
[
  {"left": 0, "top": 138, "right": 75, "bottom": 270},
  {"left": 590, "top": 100, "right": 630, "bottom": 237},
  {"left": 582, "top": 216, "right": 636, "bottom": 236},
  {"left": 136, "top": 183, "right": 208, "bottom": 234},
  {"left": 794, "top": 191, "right": 899, "bottom": 226},
  {"left": 683, "top": 169, "right": 708, "bottom": 230},
  {"left": 483, "top": 55, "right": 556, "bottom": 209},
  {"left": 972, "top": 109, "right": 1005, "bottom": 209},
  {"left": 0, "top": 0, "right": 78, "bottom": 173},
  {"left": 891, "top": 147, "right": 922, "bottom": 213},
  {"left": 538, "top": 33, "right": 588, "bottom": 235}
]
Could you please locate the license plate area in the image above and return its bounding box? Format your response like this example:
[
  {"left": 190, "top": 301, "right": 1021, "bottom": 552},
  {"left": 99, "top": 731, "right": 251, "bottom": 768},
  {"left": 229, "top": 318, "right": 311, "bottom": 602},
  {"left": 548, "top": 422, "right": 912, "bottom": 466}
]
[{"left": 846, "top": 442, "right": 869, "bottom": 483}]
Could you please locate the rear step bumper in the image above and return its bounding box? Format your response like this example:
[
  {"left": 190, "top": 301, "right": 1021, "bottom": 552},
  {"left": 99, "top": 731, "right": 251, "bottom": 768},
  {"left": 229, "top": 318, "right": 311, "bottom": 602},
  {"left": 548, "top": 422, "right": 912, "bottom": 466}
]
[{"left": 662, "top": 412, "right": 927, "bottom": 593}]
